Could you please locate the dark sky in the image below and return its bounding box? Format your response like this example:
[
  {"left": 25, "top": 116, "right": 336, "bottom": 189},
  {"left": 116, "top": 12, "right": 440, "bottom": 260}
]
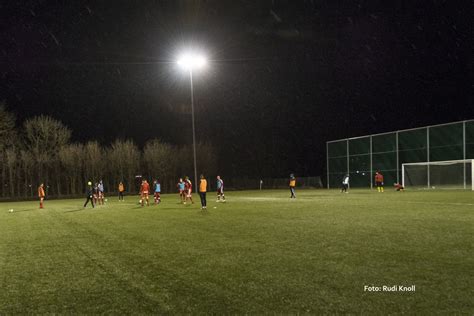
[{"left": 1, "top": 0, "right": 473, "bottom": 178}]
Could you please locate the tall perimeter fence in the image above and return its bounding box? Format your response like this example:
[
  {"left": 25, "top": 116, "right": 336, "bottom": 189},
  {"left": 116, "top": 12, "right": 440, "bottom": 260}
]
[
  {"left": 326, "top": 120, "right": 474, "bottom": 189},
  {"left": 225, "top": 177, "right": 323, "bottom": 190}
]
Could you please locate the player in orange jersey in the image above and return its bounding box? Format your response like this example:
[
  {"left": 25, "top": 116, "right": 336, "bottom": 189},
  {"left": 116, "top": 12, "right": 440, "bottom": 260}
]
[
  {"left": 118, "top": 181, "right": 125, "bottom": 201},
  {"left": 38, "top": 183, "right": 45, "bottom": 209},
  {"left": 289, "top": 174, "right": 296, "bottom": 198},
  {"left": 199, "top": 174, "right": 207, "bottom": 210}
]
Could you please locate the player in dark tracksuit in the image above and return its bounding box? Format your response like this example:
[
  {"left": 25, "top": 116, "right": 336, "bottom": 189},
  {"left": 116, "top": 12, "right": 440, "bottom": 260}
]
[{"left": 84, "top": 182, "right": 95, "bottom": 208}]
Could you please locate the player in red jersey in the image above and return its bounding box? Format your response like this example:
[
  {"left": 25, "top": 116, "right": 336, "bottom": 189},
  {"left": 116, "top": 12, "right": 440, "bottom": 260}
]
[
  {"left": 184, "top": 176, "right": 194, "bottom": 204},
  {"left": 93, "top": 182, "right": 99, "bottom": 205},
  {"left": 394, "top": 183, "right": 405, "bottom": 191},
  {"left": 374, "top": 171, "right": 384, "bottom": 192},
  {"left": 139, "top": 179, "right": 150, "bottom": 206}
]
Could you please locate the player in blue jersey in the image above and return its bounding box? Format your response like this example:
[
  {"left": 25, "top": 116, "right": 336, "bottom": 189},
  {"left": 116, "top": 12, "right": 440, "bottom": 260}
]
[
  {"left": 98, "top": 180, "right": 105, "bottom": 205},
  {"left": 216, "top": 175, "right": 226, "bottom": 202},
  {"left": 153, "top": 179, "right": 161, "bottom": 204},
  {"left": 177, "top": 178, "right": 185, "bottom": 203}
]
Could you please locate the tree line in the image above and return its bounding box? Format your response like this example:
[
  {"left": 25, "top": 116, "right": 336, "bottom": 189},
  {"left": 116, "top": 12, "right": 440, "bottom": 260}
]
[{"left": 0, "top": 104, "right": 217, "bottom": 199}]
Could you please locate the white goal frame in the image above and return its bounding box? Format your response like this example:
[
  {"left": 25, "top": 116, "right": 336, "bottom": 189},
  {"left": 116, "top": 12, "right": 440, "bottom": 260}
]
[{"left": 402, "top": 159, "right": 474, "bottom": 190}]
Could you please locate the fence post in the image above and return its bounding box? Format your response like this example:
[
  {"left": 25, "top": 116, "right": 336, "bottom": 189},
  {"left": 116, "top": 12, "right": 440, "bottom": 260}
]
[
  {"left": 427, "top": 127, "right": 430, "bottom": 189},
  {"left": 463, "top": 121, "right": 466, "bottom": 189},
  {"left": 326, "top": 141, "right": 330, "bottom": 189}
]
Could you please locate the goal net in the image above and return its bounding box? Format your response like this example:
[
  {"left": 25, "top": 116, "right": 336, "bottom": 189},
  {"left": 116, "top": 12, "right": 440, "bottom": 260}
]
[{"left": 402, "top": 160, "right": 474, "bottom": 190}]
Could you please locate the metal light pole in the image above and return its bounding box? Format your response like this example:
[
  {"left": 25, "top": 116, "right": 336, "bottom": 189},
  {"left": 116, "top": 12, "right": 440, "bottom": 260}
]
[
  {"left": 189, "top": 69, "right": 198, "bottom": 193},
  {"left": 177, "top": 53, "right": 206, "bottom": 193}
]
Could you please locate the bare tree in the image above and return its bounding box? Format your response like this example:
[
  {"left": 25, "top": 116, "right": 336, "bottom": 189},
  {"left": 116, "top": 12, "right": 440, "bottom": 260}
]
[
  {"left": 0, "top": 104, "right": 17, "bottom": 197},
  {"left": 23, "top": 115, "right": 71, "bottom": 191},
  {"left": 83, "top": 141, "right": 105, "bottom": 185},
  {"left": 5, "top": 147, "right": 19, "bottom": 197},
  {"left": 196, "top": 142, "right": 218, "bottom": 182},
  {"left": 177, "top": 145, "right": 193, "bottom": 180},
  {"left": 0, "top": 103, "right": 16, "bottom": 151},
  {"left": 107, "top": 140, "right": 140, "bottom": 193},
  {"left": 0, "top": 107, "right": 220, "bottom": 198},
  {"left": 143, "top": 139, "right": 177, "bottom": 181},
  {"left": 20, "top": 150, "right": 34, "bottom": 197},
  {"left": 59, "top": 144, "right": 84, "bottom": 195}
]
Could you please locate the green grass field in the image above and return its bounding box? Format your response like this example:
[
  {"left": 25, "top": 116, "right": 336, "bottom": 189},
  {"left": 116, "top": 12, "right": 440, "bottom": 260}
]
[{"left": 0, "top": 189, "right": 472, "bottom": 314}]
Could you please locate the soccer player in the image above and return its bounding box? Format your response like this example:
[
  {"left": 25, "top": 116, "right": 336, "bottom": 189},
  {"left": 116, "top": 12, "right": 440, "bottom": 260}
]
[
  {"left": 394, "top": 183, "right": 405, "bottom": 191},
  {"left": 289, "top": 173, "right": 296, "bottom": 198},
  {"left": 184, "top": 176, "right": 194, "bottom": 204},
  {"left": 153, "top": 179, "right": 161, "bottom": 204},
  {"left": 139, "top": 179, "right": 150, "bottom": 207},
  {"left": 177, "top": 178, "right": 185, "bottom": 203},
  {"left": 341, "top": 174, "right": 349, "bottom": 193},
  {"left": 93, "top": 182, "right": 99, "bottom": 205},
  {"left": 98, "top": 180, "right": 105, "bottom": 204},
  {"left": 199, "top": 174, "right": 207, "bottom": 210},
  {"left": 118, "top": 181, "right": 125, "bottom": 201},
  {"left": 216, "top": 175, "right": 226, "bottom": 202},
  {"left": 84, "top": 181, "right": 95, "bottom": 208},
  {"left": 38, "top": 183, "right": 45, "bottom": 209},
  {"left": 374, "top": 171, "right": 384, "bottom": 192}
]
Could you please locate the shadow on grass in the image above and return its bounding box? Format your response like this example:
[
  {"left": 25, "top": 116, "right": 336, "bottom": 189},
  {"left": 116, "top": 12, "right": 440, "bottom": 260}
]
[
  {"left": 132, "top": 206, "right": 148, "bottom": 209},
  {"left": 199, "top": 209, "right": 210, "bottom": 215},
  {"left": 65, "top": 207, "right": 94, "bottom": 213},
  {"left": 7, "top": 208, "right": 39, "bottom": 213}
]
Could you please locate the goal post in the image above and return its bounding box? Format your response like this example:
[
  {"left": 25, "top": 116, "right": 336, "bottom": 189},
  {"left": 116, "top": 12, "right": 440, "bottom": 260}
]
[{"left": 402, "top": 159, "right": 474, "bottom": 190}]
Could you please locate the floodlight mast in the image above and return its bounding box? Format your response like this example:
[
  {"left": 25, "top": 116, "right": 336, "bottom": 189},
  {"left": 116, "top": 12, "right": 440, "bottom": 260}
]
[
  {"left": 177, "top": 53, "right": 207, "bottom": 193},
  {"left": 189, "top": 69, "right": 198, "bottom": 194}
]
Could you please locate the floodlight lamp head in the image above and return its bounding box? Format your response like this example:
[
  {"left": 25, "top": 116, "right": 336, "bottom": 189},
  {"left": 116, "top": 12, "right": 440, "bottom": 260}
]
[{"left": 177, "top": 53, "right": 207, "bottom": 70}]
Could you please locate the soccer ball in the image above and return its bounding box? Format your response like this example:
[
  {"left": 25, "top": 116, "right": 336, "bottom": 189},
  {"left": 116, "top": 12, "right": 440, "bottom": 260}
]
[
  {"left": 139, "top": 199, "right": 142, "bottom": 204},
  {"left": 105, "top": 199, "right": 108, "bottom": 202},
  {"left": 9, "top": 209, "right": 13, "bottom": 213}
]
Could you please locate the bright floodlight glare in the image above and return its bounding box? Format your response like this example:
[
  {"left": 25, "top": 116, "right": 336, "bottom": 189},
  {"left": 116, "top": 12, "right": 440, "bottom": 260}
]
[{"left": 177, "top": 53, "right": 207, "bottom": 70}]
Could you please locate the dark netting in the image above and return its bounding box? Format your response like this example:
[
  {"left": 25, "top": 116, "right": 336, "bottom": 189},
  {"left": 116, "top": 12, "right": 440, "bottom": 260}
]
[
  {"left": 429, "top": 163, "right": 465, "bottom": 189},
  {"left": 372, "top": 133, "right": 397, "bottom": 184},
  {"left": 466, "top": 121, "right": 474, "bottom": 159},
  {"left": 328, "top": 157, "right": 347, "bottom": 188},
  {"left": 429, "top": 123, "right": 463, "bottom": 161},
  {"left": 403, "top": 165, "right": 428, "bottom": 189},
  {"left": 398, "top": 128, "right": 427, "bottom": 181},
  {"left": 349, "top": 137, "right": 370, "bottom": 155},
  {"left": 327, "top": 140, "right": 348, "bottom": 188},
  {"left": 466, "top": 163, "right": 472, "bottom": 188},
  {"left": 404, "top": 161, "right": 472, "bottom": 189},
  {"left": 372, "top": 133, "right": 396, "bottom": 152},
  {"left": 349, "top": 155, "right": 370, "bottom": 187},
  {"left": 327, "top": 120, "right": 474, "bottom": 189},
  {"left": 348, "top": 137, "right": 370, "bottom": 187},
  {"left": 398, "top": 128, "right": 427, "bottom": 161},
  {"left": 328, "top": 140, "right": 347, "bottom": 158}
]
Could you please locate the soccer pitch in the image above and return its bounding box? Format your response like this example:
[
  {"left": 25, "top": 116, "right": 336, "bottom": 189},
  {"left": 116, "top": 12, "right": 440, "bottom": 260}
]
[{"left": 0, "top": 190, "right": 472, "bottom": 314}]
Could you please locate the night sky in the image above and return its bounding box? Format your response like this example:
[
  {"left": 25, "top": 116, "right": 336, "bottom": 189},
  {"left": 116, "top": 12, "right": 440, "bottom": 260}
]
[{"left": 1, "top": 1, "right": 472, "bottom": 178}]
